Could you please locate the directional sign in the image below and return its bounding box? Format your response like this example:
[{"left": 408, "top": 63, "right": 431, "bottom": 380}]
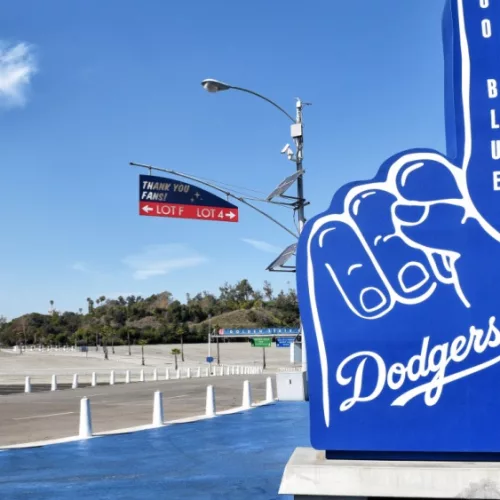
[
  {"left": 139, "top": 175, "right": 239, "bottom": 223},
  {"left": 206, "top": 356, "right": 214, "bottom": 363},
  {"left": 252, "top": 337, "right": 272, "bottom": 348},
  {"left": 276, "top": 337, "right": 295, "bottom": 348}
]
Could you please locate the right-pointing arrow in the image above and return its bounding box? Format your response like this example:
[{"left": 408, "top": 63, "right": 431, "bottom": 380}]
[{"left": 225, "top": 211, "right": 236, "bottom": 219}]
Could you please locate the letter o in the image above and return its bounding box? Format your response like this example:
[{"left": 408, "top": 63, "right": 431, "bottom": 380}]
[
  {"left": 387, "top": 363, "right": 406, "bottom": 390},
  {"left": 482, "top": 19, "right": 492, "bottom": 38},
  {"left": 480, "top": 0, "right": 490, "bottom": 7}
]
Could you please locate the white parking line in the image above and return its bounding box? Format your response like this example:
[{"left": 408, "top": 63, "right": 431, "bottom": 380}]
[{"left": 13, "top": 412, "right": 75, "bottom": 421}]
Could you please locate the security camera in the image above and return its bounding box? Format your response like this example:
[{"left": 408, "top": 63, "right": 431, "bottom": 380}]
[{"left": 281, "top": 143, "right": 291, "bottom": 154}]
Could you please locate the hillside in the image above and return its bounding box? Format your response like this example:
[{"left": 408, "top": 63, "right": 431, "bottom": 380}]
[{"left": 0, "top": 279, "right": 299, "bottom": 347}]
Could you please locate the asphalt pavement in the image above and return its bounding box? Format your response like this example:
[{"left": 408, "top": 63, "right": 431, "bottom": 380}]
[{"left": 0, "top": 374, "right": 270, "bottom": 447}]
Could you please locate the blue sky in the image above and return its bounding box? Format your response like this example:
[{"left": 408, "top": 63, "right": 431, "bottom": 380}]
[{"left": 0, "top": 0, "right": 447, "bottom": 318}]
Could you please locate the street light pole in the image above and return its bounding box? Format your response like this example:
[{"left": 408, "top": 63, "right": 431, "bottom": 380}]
[
  {"left": 293, "top": 99, "right": 307, "bottom": 376},
  {"left": 201, "top": 78, "right": 309, "bottom": 382}
]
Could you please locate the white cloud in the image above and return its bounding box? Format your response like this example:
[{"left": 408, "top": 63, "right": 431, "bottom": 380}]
[
  {"left": 122, "top": 244, "right": 207, "bottom": 280},
  {"left": 72, "top": 262, "right": 91, "bottom": 273},
  {"left": 0, "top": 42, "right": 37, "bottom": 107},
  {"left": 241, "top": 238, "right": 281, "bottom": 254}
]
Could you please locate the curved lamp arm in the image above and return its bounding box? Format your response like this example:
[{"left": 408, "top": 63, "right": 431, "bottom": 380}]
[{"left": 201, "top": 79, "right": 295, "bottom": 123}]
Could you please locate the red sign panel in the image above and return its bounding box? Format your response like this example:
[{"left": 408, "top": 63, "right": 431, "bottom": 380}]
[{"left": 139, "top": 202, "right": 239, "bottom": 223}]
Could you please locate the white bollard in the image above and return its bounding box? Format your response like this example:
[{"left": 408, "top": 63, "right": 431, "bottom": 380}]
[
  {"left": 109, "top": 370, "right": 115, "bottom": 385},
  {"left": 51, "top": 374, "right": 58, "bottom": 391},
  {"left": 125, "top": 370, "right": 131, "bottom": 384},
  {"left": 72, "top": 374, "right": 79, "bottom": 389},
  {"left": 219, "top": 367, "right": 223, "bottom": 376},
  {"left": 152, "top": 390, "right": 164, "bottom": 427},
  {"left": 205, "top": 368, "right": 209, "bottom": 377},
  {"left": 206, "top": 385, "right": 216, "bottom": 417},
  {"left": 153, "top": 368, "right": 158, "bottom": 381},
  {"left": 225, "top": 366, "right": 230, "bottom": 375},
  {"left": 242, "top": 380, "right": 252, "bottom": 409},
  {"left": 140, "top": 369, "right": 145, "bottom": 382},
  {"left": 91, "top": 372, "right": 97, "bottom": 387},
  {"left": 266, "top": 376, "right": 274, "bottom": 403},
  {"left": 176, "top": 369, "right": 180, "bottom": 380},
  {"left": 79, "top": 397, "right": 92, "bottom": 439},
  {"left": 187, "top": 368, "right": 191, "bottom": 378},
  {"left": 24, "top": 376, "right": 31, "bottom": 393},
  {"left": 197, "top": 367, "right": 201, "bottom": 378},
  {"left": 235, "top": 367, "right": 239, "bottom": 375},
  {"left": 165, "top": 368, "right": 170, "bottom": 380}
]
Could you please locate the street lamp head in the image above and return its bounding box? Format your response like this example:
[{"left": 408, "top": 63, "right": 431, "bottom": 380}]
[{"left": 201, "top": 79, "right": 231, "bottom": 93}]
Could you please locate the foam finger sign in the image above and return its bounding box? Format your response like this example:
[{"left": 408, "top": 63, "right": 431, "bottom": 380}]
[{"left": 297, "top": 0, "right": 500, "bottom": 458}]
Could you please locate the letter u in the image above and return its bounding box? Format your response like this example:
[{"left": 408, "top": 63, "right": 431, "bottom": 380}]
[{"left": 492, "top": 140, "right": 500, "bottom": 160}]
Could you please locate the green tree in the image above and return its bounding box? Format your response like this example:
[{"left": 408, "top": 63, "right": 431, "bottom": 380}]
[{"left": 263, "top": 280, "right": 273, "bottom": 301}]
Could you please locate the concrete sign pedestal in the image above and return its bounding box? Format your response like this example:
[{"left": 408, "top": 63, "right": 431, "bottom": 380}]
[{"left": 279, "top": 447, "right": 500, "bottom": 499}]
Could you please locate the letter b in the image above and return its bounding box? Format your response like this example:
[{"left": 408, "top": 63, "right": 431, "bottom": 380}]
[{"left": 488, "top": 79, "right": 498, "bottom": 99}]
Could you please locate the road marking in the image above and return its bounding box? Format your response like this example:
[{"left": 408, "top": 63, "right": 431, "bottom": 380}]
[
  {"left": 93, "top": 395, "right": 188, "bottom": 406},
  {"left": 13, "top": 412, "right": 75, "bottom": 421}
]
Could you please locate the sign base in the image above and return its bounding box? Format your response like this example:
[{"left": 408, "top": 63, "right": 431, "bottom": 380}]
[{"left": 279, "top": 447, "right": 500, "bottom": 499}]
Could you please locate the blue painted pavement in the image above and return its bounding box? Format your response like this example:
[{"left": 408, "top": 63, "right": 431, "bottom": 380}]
[{"left": 0, "top": 402, "right": 309, "bottom": 499}]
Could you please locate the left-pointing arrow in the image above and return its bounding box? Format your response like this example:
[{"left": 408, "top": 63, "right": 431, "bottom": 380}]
[{"left": 142, "top": 205, "right": 153, "bottom": 213}]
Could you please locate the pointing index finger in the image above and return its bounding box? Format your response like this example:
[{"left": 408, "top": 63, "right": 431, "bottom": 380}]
[
  {"left": 444, "top": 0, "right": 500, "bottom": 168},
  {"left": 444, "top": 0, "right": 500, "bottom": 236}
]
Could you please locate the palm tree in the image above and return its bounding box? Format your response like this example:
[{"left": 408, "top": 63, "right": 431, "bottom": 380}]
[
  {"left": 138, "top": 339, "right": 147, "bottom": 366},
  {"left": 49, "top": 300, "right": 54, "bottom": 313},
  {"left": 171, "top": 348, "right": 181, "bottom": 371}
]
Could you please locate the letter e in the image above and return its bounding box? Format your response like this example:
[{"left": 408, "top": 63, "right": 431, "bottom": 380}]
[{"left": 494, "top": 172, "right": 500, "bottom": 191}]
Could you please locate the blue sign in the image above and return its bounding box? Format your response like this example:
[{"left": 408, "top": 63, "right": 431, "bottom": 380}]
[
  {"left": 140, "top": 175, "right": 237, "bottom": 207},
  {"left": 297, "top": 0, "right": 500, "bottom": 457},
  {"left": 219, "top": 328, "right": 300, "bottom": 336},
  {"left": 206, "top": 356, "right": 214, "bottom": 363},
  {"left": 139, "top": 175, "right": 239, "bottom": 222},
  {"left": 276, "top": 337, "right": 295, "bottom": 348}
]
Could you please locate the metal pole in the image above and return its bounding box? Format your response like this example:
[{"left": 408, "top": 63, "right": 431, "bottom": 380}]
[
  {"left": 216, "top": 335, "right": 220, "bottom": 365},
  {"left": 294, "top": 99, "right": 308, "bottom": 378},
  {"left": 208, "top": 315, "right": 212, "bottom": 358}
]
